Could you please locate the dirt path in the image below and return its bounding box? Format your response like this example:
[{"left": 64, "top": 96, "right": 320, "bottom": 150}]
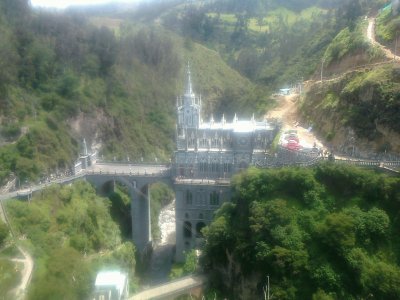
[
  {"left": 367, "top": 18, "right": 400, "bottom": 61},
  {"left": 11, "top": 246, "right": 34, "bottom": 300},
  {"left": 0, "top": 198, "right": 34, "bottom": 299},
  {"left": 267, "top": 94, "right": 325, "bottom": 150},
  {"left": 266, "top": 17, "right": 397, "bottom": 152}
]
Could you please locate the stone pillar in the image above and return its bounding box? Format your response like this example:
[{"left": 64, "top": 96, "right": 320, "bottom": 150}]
[
  {"left": 147, "top": 184, "right": 152, "bottom": 243},
  {"left": 131, "top": 183, "right": 152, "bottom": 253},
  {"left": 131, "top": 187, "right": 142, "bottom": 251}
]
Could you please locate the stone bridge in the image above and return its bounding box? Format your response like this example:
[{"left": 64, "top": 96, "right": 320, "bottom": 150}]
[
  {"left": 1, "top": 153, "right": 399, "bottom": 259},
  {"left": 85, "top": 163, "right": 173, "bottom": 252}
]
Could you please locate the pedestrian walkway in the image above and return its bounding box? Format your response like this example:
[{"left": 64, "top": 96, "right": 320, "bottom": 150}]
[{"left": 130, "top": 275, "right": 205, "bottom": 300}]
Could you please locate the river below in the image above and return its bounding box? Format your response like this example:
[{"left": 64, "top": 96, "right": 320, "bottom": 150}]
[{"left": 147, "top": 200, "right": 176, "bottom": 285}]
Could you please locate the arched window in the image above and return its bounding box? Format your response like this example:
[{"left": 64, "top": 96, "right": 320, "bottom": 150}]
[
  {"left": 199, "top": 162, "right": 208, "bottom": 173},
  {"left": 223, "top": 162, "right": 232, "bottom": 173},
  {"left": 210, "top": 191, "right": 220, "bottom": 206},
  {"left": 179, "top": 165, "right": 185, "bottom": 176},
  {"left": 212, "top": 133, "right": 219, "bottom": 148},
  {"left": 200, "top": 133, "right": 208, "bottom": 148},
  {"left": 189, "top": 132, "right": 196, "bottom": 148},
  {"left": 239, "top": 161, "right": 248, "bottom": 169},
  {"left": 198, "top": 213, "right": 203, "bottom": 219},
  {"left": 186, "top": 190, "right": 193, "bottom": 205},
  {"left": 185, "top": 213, "right": 189, "bottom": 219},
  {"left": 183, "top": 221, "right": 192, "bottom": 238},
  {"left": 196, "top": 222, "right": 206, "bottom": 238}
]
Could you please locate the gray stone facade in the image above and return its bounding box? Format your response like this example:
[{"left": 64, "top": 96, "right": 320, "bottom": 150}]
[{"left": 173, "top": 66, "right": 279, "bottom": 261}]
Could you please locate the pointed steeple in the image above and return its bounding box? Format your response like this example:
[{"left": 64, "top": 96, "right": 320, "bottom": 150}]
[
  {"left": 185, "top": 62, "right": 193, "bottom": 96},
  {"left": 83, "top": 138, "right": 88, "bottom": 156}
]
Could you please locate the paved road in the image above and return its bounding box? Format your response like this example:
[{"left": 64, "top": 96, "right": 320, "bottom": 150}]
[{"left": 130, "top": 275, "right": 205, "bottom": 300}]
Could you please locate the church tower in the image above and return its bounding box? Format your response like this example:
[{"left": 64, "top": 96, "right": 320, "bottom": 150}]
[
  {"left": 176, "top": 64, "right": 201, "bottom": 149},
  {"left": 177, "top": 64, "right": 201, "bottom": 130}
]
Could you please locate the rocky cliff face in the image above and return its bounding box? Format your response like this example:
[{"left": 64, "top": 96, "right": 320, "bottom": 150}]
[
  {"left": 301, "top": 65, "right": 400, "bottom": 157},
  {"left": 68, "top": 109, "right": 108, "bottom": 153}
]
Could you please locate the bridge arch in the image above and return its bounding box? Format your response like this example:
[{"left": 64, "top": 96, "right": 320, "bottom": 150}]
[
  {"left": 183, "top": 221, "right": 192, "bottom": 238},
  {"left": 85, "top": 174, "right": 174, "bottom": 253},
  {"left": 196, "top": 222, "right": 206, "bottom": 238}
]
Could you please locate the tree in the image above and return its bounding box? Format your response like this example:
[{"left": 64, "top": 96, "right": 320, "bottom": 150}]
[
  {"left": 91, "top": 26, "right": 117, "bottom": 75},
  {"left": 312, "top": 289, "right": 335, "bottom": 300},
  {"left": 319, "top": 213, "right": 356, "bottom": 253},
  {"left": 29, "top": 247, "right": 91, "bottom": 299},
  {"left": 335, "top": 0, "right": 362, "bottom": 30},
  {"left": 236, "top": 48, "right": 260, "bottom": 79},
  {"left": 183, "top": 249, "right": 198, "bottom": 274},
  {"left": 0, "top": 27, "right": 17, "bottom": 97},
  {"left": 0, "top": 222, "right": 9, "bottom": 246}
]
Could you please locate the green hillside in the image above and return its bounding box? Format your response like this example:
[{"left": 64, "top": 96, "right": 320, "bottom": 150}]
[
  {"left": 375, "top": 3, "right": 400, "bottom": 44},
  {"left": 5, "top": 181, "right": 136, "bottom": 299},
  {"left": 203, "top": 164, "right": 400, "bottom": 299},
  {"left": 0, "top": 1, "right": 256, "bottom": 185}
]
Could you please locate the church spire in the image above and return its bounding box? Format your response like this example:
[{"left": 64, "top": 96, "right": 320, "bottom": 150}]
[
  {"left": 185, "top": 62, "right": 193, "bottom": 96},
  {"left": 83, "top": 138, "right": 88, "bottom": 156}
]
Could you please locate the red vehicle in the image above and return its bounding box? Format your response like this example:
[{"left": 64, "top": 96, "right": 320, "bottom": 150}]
[{"left": 286, "top": 139, "right": 301, "bottom": 151}]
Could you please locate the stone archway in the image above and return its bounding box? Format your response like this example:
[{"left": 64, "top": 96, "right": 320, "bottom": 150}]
[
  {"left": 183, "top": 221, "right": 192, "bottom": 238},
  {"left": 195, "top": 222, "right": 206, "bottom": 238},
  {"left": 85, "top": 174, "right": 153, "bottom": 253}
]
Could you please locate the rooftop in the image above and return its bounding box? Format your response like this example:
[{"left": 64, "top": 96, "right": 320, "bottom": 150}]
[
  {"left": 199, "top": 118, "right": 273, "bottom": 132},
  {"left": 95, "top": 271, "right": 127, "bottom": 296}
]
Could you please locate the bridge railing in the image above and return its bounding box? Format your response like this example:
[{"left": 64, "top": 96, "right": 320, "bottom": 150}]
[
  {"left": 175, "top": 178, "right": 231, "bottom": 186},
  {"left": 85, "top": 169, "right": 172, "bottom": 178},
  {"left": 254, "top": 151, "right": 400, "bottom": 169},
  {"left": 381, "top": 161, "right": 400, "bottom": 167},
  {"left": 95, "top": 160, "right": 171, "bottom": 167}
]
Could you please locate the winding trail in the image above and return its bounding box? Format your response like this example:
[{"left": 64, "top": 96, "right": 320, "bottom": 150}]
[
  {"left": 0, "top": 199, "right": 34, "bottom": 299},
  {"left": 266, "top": 16, "right": 400, "bottom": 157},
  {"left": 11, "top": 246, "right": 34, "bottom": 300},
  {"left": 367, "top": 17, "right": 400, "bottom": 61}
]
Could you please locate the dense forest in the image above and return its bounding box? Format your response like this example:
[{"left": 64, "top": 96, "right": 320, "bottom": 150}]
[{"left": 203, "top": 164, "right": 400, "bottom": 299}]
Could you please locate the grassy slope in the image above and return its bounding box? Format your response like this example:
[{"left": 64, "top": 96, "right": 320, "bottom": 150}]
[
  {"left": 375, "top": 5, "right": 400, "bottom": 45},
  {"left": 299, "top": 12, "right": 399, "bottom": 154},
  {"left": 301, "top": 64, "right": 400, "bottom": 153},
  {"left": 5, "top": 181, "right": 137, "bottom": 298}
]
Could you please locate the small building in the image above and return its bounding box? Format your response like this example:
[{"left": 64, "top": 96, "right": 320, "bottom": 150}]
[
  {"left": 279, "top": 88, "right": 291, "bottom": 95},
  {"left": 92, "top": 271, "right": 129, "bottom": 300}
]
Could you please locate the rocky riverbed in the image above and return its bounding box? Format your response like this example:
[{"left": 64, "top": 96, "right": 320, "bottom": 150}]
[{"left": 147, "top": 200, "right": 176, "bottom": 285}]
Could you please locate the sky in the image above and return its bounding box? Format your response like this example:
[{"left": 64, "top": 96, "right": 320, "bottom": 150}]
[{"left": 31, "top": 0, "right": 138, "bottom": 9}]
